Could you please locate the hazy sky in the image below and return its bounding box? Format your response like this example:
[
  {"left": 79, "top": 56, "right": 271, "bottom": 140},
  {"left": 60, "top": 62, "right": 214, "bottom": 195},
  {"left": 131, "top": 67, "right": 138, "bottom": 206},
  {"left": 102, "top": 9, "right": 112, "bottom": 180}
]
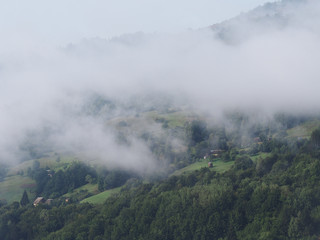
[
  {"left": 1, "top": 0, "right": 320, "bottom": 170},
  {"left": 0, "top": 0, "right": 271, "bottom": 44}
]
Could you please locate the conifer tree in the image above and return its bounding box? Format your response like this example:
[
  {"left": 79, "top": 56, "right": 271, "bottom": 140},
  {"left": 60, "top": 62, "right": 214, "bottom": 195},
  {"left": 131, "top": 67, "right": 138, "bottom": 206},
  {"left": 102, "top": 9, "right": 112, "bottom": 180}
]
[{"left": 20, "top": 190, "right": 30, "bottom": 206}]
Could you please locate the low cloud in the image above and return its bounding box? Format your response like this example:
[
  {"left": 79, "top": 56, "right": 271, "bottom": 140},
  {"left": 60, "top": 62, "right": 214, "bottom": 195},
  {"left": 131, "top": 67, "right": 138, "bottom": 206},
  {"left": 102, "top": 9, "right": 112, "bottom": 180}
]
[{"left": 0, "top": 0, "right": 319, "bottom": 171}]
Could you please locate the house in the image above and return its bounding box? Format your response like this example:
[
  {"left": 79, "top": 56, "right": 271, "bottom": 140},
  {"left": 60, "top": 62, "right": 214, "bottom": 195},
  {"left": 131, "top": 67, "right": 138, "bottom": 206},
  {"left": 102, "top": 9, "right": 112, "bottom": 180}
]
[
  {"left": 33, "top": 197, "right": 45, "bottom": 206},
  {"left": 253, "top": 137, "right": 263, "bottom": 145},
  {"left": 211, "top": 149, "right": 224, "bottom": 154},
  {"left": 33, "top": 197, "right": 53, "bottom": 206},
  {"left": 46, "top": 169, "right": 54, "bottom": 178},
  {"left": 210, "top": 149, "right": 224, "bottom": 157}
]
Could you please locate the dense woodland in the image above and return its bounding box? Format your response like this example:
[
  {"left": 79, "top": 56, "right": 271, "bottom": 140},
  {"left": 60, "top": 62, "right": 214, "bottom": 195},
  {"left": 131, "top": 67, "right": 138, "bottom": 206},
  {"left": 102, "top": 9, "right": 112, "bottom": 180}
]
[{"left": 1, "top": 112, "right": 320, "bottom": 239}]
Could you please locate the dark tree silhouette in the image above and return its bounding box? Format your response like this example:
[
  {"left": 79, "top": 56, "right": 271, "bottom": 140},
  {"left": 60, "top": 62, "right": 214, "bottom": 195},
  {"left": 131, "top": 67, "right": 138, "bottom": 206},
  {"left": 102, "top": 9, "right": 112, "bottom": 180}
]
[
  {"left": 20, "top": 190, "right": 30, "bottom": 206},
  {"left": 311, "top": 128, "right": 320, "bottom": 147}
]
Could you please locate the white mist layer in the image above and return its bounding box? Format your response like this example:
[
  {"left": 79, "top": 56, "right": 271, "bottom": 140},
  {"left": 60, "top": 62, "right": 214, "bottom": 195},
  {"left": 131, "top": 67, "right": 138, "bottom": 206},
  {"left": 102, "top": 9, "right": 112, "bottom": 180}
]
[{"left": 0, "top": 0, "right": 320, "bottom": 170}]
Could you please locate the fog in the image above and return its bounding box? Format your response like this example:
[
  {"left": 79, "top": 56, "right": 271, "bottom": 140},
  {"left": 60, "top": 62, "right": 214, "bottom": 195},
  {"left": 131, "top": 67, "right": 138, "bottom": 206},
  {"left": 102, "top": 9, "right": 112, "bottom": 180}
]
[
  {"left": 0, "top": 0, "right": 270, "bottom": 44},
  {"left": 1, "top": 0, "right": 320, "bottom": 171}
]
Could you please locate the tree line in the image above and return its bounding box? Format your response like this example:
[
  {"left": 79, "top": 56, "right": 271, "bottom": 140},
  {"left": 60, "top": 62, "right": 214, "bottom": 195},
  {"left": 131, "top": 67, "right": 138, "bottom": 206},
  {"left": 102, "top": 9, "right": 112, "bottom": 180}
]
[{"left": 1, "top": 128, "right": 320, "bottom": 239}]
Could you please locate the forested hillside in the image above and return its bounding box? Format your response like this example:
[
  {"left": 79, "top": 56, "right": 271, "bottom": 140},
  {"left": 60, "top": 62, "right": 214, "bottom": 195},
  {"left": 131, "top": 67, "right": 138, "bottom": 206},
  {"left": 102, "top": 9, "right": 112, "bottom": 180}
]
[
  {"left": 1, "top": 115, "right": 320, "bottom": 239},
  {"left": 1, "top": 0, "right": 320, "bottom": 239}
]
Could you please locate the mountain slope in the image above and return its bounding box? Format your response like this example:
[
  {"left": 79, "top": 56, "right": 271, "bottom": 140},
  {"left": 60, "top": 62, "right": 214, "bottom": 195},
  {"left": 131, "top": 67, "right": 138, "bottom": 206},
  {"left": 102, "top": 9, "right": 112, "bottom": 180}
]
[{"left": 211, "top": 0, "right": 318, "bottom": 43}]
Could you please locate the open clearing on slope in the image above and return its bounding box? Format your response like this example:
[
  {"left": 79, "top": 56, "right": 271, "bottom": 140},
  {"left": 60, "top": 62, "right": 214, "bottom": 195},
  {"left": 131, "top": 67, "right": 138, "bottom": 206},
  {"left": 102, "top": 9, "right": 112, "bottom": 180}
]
[
  {"left": 146, "top": 110, "right": 196, "bottom": 128},
  {"left": 7, "top": 154, "right": 77, "bottom": 176},
  {"left": 287, "top": 120, "right": 320, "bottom": 138},
  {"left": 251, "top": 152, "right": 272, "bottom": 162},
  {"left": 2, "top": 153, "right": 81, "bottom": 203},
  {"left": 63, "top": 183, "right": 99, "bottom": 201},
  {"left": 171, "top": 158, "right": 234, "bottom": 176},
  {"left": 80, "top": 187, "right": 122, "bottom": 204},
  {"left": 0, "top": 175, "right": 36, "bottom": 203},
  {"left": 171, "top": 152, "right": 272, "bottom": 176}
]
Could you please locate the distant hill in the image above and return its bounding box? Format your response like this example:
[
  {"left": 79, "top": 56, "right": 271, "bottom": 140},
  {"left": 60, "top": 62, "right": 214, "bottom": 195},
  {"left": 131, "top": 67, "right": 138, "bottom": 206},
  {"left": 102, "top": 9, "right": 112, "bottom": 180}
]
[{"left": 211, "top": 0, "right": 314, "bottom": 43}]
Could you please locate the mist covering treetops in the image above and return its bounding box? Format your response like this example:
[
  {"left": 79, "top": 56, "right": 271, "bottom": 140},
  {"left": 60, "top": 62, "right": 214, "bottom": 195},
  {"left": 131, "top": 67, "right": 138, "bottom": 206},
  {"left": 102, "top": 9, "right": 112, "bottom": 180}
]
[
  {"left": 1, "top": 0, "right": 320, "bottom": 169},
  {"left": 210, "top": 0, "right": 317, "bottom": 43},
  {"left": 66, "top": 0, "right": 314, "bottom": 48},
  {"left": 2, "top": 1, "right": 320, "bottom": 239}
]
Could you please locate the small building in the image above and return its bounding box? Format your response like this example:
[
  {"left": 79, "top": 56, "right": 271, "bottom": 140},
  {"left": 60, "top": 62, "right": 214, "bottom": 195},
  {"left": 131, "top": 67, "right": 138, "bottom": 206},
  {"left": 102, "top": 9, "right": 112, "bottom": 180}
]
[
  {"left": 46, "top": 169, "right": 54, "bottom": 178},
  {"left": 211, "top": 149, "right": 224, "bottom": 154},
  {"left": 210, "top": 149, "right": 224, "bottom": 157},
  {"left": 208, "top": 162, "right": 213, "bottom": 168},
  {"left": 33, "top": 197, "right": 45, "bottom": 206}
]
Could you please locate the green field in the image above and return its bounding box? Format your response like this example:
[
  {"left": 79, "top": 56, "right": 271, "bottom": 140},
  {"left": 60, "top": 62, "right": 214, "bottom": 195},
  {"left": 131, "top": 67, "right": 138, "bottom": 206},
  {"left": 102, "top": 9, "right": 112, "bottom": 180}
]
[
  {"left": 0, "top": 175, "right": 36, "bottom": 203},
  {"left": 251, "top": 152, "right": 272, "bottom": 162},
  {"left": 287, "top": 120, "right": 320, "bottom": 138},
  {"left": 63, "top": 183, "right": 99, "bottom": 201},
  {"left": 171, "top": 158, "right": 234, "bottom": 176},
  {"left": 2, "top": 153, "right": 79, "bottom": 203},
  {"left": 147, "top": 110, "right": 194, "bottom": 128},
  {"left": 80, "top": 187, "right": 122, "bottom": 204},
  {"left": 171, "top": 151, "right": 273, "bottom": 177},
  {"left": 8, "top": 154, "right": 78, "bottom": 176},
  {"left": 160, "top": 112, "right": 190, "bottom": 128},
  {"left": 64, "top": 183, "right": 98, "bottom": 197}
]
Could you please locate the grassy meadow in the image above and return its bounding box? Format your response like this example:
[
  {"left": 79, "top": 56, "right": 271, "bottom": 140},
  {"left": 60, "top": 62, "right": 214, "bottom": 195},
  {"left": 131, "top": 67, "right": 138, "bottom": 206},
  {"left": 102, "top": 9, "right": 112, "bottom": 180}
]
[
  {"left": 80, "top": 187, "right": 122, "bottom": 204},
  {"left": 0, "top": 175, "right": 36, "bottom": 203},
  {"left": 287, "top": 119, "right": 320, "bottom": 138},
  {"left": 171, "top": 158, "right": 235, "bottom": 176}
]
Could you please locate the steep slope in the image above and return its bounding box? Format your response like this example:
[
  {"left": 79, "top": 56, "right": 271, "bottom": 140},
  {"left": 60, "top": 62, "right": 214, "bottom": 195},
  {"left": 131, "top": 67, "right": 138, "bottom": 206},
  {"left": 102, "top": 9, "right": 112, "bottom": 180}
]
[{"left": 211, "top": 0, "right": 318, "bottom": 43}]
